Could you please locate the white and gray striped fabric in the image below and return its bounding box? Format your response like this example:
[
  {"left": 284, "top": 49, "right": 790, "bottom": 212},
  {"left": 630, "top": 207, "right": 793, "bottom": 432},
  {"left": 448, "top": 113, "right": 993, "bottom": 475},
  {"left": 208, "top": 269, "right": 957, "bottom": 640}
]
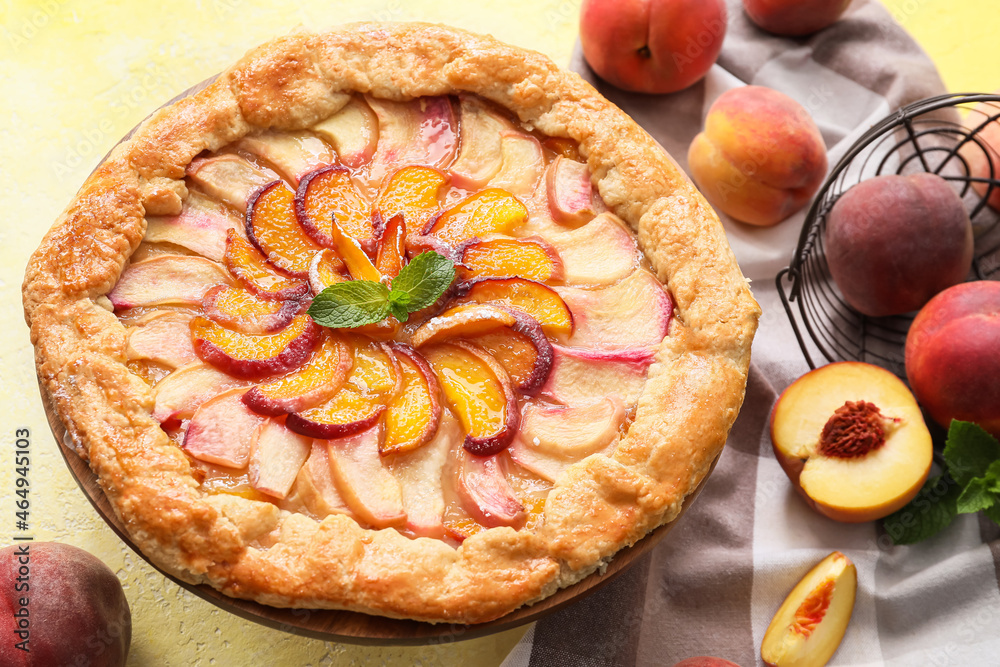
[{"left": 502, "top": 1, "right": 1000, "bottom": 665}]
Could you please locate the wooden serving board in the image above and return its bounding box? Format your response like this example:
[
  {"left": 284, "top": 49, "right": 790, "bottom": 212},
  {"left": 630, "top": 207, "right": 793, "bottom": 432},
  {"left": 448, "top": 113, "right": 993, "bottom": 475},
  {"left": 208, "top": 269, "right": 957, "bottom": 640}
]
[{"left": 43, "top": 379, "right": 713, "bottom": 645}]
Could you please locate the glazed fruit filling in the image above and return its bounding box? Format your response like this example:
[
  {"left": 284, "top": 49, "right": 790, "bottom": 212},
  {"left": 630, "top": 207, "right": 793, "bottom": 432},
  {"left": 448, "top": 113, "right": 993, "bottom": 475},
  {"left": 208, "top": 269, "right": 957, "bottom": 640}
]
[{"left": 111, "top": 94, "right": 674, "bottom": 544}]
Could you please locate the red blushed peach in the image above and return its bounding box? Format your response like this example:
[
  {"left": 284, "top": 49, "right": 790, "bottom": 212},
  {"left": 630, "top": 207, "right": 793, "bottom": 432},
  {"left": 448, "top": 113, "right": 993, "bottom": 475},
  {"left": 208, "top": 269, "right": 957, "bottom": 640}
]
[
  {"left": 824, "top": 173, "right": 974, "bottom": 317},
  {"left": 744, "top": 0, "right": 852, "bottom": 37},
  {"left": 688, "top": 86, "right": 827, "bottom": 226},
  {"left": 905, "top": 281, "right": 1000, "bottom": 438},
  {"left": 961, "top": 96, "right": 1000, "bottom": 211},
  {"left": 580, "top": 0, "right": 727, "bottom": 94}
]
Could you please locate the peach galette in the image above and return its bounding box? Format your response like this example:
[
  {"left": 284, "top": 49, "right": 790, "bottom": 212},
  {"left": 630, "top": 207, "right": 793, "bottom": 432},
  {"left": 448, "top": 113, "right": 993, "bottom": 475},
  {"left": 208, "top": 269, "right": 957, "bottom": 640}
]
[{"left": 23, "top": 24, "right": 759, "bottom": 624}]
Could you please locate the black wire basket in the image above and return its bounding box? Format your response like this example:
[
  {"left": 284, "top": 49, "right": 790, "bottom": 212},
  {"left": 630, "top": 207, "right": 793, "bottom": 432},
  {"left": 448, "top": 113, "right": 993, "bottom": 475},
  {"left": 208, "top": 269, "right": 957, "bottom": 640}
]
[{"left": 777, "top": 93, "right": 1000, "bottom": 379}]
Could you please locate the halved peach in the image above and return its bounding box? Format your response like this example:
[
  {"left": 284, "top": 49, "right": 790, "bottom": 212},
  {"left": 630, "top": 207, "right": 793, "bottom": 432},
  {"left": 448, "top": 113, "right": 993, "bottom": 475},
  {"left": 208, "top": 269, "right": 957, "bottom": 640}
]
[
  {"left": 109, "top": 255, "right": 230, "bottom": 309},
  {"left": 488, "top": 132, "right": 545, "bottom": 198},
  {"left": 191, "top": 312, "right": 321, "bottom": 379},
  {"left": 381, "top": 343, "right": 443, "bottom": 456},
  {"left": 374, "top": 213, "right": 407, "bottom": 279},
  {"left": 556, "top": 269, "right": 673, "bottom": 349},
  {"left": 183, "top": 387, "right": 264, "bottom": 468},
  {"left": 425, "top": 188, "right": 528, "bottom": 246},
  {"left": 540, "top": 213, "right": 638, "bottom": 286},
  {"left": 761, "top": 551, "right": 857, "bottom": 667},
  {"left": 453, "top": 276, "right": 573, "bottom": 337},
  {"left": 224, "top": 229, "right": 309, "bottom": 301},
  {"left": 312, "top": 96, "right": 378, "bottom": 168},
  {"left": 151, "top": 362, "right": 252, "bottom": 425},
  {"left": 242, "top": 333, "right": 352, "bottom": 416},
  {"left": 422, "top": 341, "right": 519, "bottom": 455},
  {"left": 186, "top": 154, "right": 278, "bottom": 213},
  {"left": 387, "top": 410, "right": 459, "bottom": 538},
  {"left": 366, "top": 96, "right": 458, "bottom": 185},
  {"left": 289, "top": 441, "right": 352, "bottom": 518},
  {"left": 449, "top": 95, "right": 512, "bottom": 189},
  {"left": 126, "top": 311, "right": 198, "bottom": 369},
  {"left": 246, "top": 181, "right": 326, "bottom": 278},
  {"left": 374, "top": 166, "right": 449, "bottom": 238},
  {"left": 457, "top": 236, "right": 564, "bottom": 283},
  {"left": 540, "top": 344, "right": 653, "bottom": 407},
  {"left": 326, "top": 424, "right": 407, "bottom": 529},
  {"left": 235, "top": 130, "right": 333, "bottom": 185},
  {"left": 144, "top": 191, "right": 240, "bottom": 262},
  {"left": 455, "top": 446, "right": 526, "bottom": 528},
  {"left": 202, "top": 284, "right": 305, "bottom": 334},
  {"left": 770, "top": 362, "right": 934, "bottom": 523},
  {"left": 248, "top": 418, "right": 312, "bottom": 499},
  {"left": 547, "top": 155, "right": 597, "bottom": 225},
  {"left": 294, "top": 165, "right": 374, "bottom": 252}
]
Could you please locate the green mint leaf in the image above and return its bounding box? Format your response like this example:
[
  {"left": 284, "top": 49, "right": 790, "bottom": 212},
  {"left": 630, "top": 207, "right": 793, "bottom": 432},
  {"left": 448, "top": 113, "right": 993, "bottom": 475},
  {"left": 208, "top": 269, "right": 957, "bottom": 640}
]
[
  {"left": 308, "top": 281, "right": 390, "bottom": 328},
  {"left": 388, "top": 299, "right": 410, "bottom": 323},
  {"left": 882, "top": 473, "right": 961, "bottom": 545},
  {"left": 956, "top": 477, "right": 997, "bottom": 514},
  {"left": 984, "top": 503, "right": 1000, "bottom": 526},
  {"left": 944, "top": 420, "right": 1000, "bottom": 487},
  {"left": 389, "top": 251, "right": 456, "bottom": 313}
]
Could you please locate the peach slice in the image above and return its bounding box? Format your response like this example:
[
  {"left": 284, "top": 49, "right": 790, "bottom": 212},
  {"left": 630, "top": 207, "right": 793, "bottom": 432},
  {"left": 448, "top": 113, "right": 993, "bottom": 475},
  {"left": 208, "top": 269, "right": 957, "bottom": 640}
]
[
  {"left": 556, "top": 270, "right": 673, "bottom": 350},
  {"left": 373, "top": 166, "right": 449, "bottom": 239},
  {"left": 328, "top": 217, "right": 382, "bottom": 283},
  {"left": 325, "top": 424, "right": 407, "bottom": 529},
  {"left": 126, "top": 311, "right": 197, "bottom": 369},
  {"left": 246, "top": 181, "right": 326, "bottom": 278},
  {"left": 540, "top": 344, "right": 653, "bottom": 407},
  {"left": 425, "top": 188, "right": 529, "bottom": 246},
  {"left": 453, "top": 276, "right": 574, "bottom": 337},
  {"left": 381, "top": 344, "right": 443, "bottom": 456},
  {"left": 770, "top": 362, "right": 934, "bottom": 523},
  {"left": 449, "top": 96, "right": 512, "bottom": 189},
  {"left": 152, "top": 362, "right": 252, "bottom": 425},
  {"left": 488, "top": 132, "right": 545, "bottom": 198},
  {"left": 455, "top": 446, "right": 526, "bottom": 528},
  {"left": 183, "top": 388, "right": 264, "bottom": 468},
  {"left": 546, "top": 156, "right": 597, "bottom": 225},
  {"left": 289, "top": 441, "right": 352, "bottom": 519},
  {"left": 224, "top": 229, "right": 309, "bottom": 301},
  {"left": 308, "top": 249, "right": 348, "bottom": 294},
  {"left": 285, "top": 388, "right": 385, "bottom": 439},
  {"left": 242, "top": 333, "right": 352, "bottom": 416},
  {"left": 374, "top": 214, "right": 407, "bottom": 279},
  {"left": 761, "top": 551, "right": 857, "bottom": 667},
  {"left": 422, "top": 341, "right": 519, "bottom": 456},
  {"left": 457, "top": 236, "right": 564, "bottom": 283},
  {"left": 312, "top": 96, "right": 378, "bottom": 169},
  {"left": 366, "top": 96, "right": 458, "bottom": 185},
  {"left": 248, "top": 418, "right": 312, "bottom": 499},
  {"left": 344, "top": 336, "right": 401, "bottom": 396},
  {"left": 191, "top": 312, "right": 321, "bottom": 379},
  {"left": 540, "top": 212, "right": 638, "bottom": 286},
  {"left": 186, "top": 154, "right": 278, "bottom": 213},
  {"left": 202, "top": 284, "right": 305, "bottom": 335},
  {"left": 109, "top": 255, "right": 230, "bottom": 309},
  {"left": 235, "top": 130, "right": 333, "bottom": 185},
  {"left": 144, "top": 191, "right": 241, "bottom": 262},
  {"left": 294, "top": 165, "right": 374, "bottom": 252},
  {"left": 410, "top": 303, "right": 519, "bottom": 348}
]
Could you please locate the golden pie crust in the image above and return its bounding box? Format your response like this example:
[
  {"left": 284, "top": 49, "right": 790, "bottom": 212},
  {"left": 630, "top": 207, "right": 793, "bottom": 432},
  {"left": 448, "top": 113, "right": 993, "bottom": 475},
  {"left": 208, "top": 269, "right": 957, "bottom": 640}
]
[{"left": 23, "top": 23, "right": 759, "bottom": 624}]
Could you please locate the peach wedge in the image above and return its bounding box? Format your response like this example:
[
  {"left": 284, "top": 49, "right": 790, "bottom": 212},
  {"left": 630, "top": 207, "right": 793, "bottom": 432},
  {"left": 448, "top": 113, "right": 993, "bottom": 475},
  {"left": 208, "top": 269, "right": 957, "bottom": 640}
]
[
  {"left": 183, "top": 388, "right": 264, "bottom": 469},
  {"left": 770, "top": 362, "right": 933, "bottom": 523},
  {"left": 453, "top": 276, "right": 573, "bottom": 337},
  {"left": 202, "top": 284, "right": 304, "bottom": 335},
  {"left": 108, "top": 255, "right": 230, "bottom": 310},
  {"left": 224, "top": 229, "right": 309, "bottom": 301},
  {"left": 761, "top": 551, "right": 857, "bottom": 667},
  {"left": 374, "top": 166, "right": 448, "bottom": 238},
  {"left": 457, "top": 236, "right": 564, "bottom": 283},
  {"left": 246, "top": 181, "right": 326, "bottom": 278},
  {"left": 242, "top": 333, "right": 352, "bottom": 416},
  {"left": 381, "top": 344, "right": 443, "bottom": 456},
  {"left": 191, "top": 312, "right": 321, "bottom": 379},
  {"left": 425, "top": 189, "right": 528, "bottom": 246},
  {"left": 295, "top": 165, "right": 373, "bottom": 252}
]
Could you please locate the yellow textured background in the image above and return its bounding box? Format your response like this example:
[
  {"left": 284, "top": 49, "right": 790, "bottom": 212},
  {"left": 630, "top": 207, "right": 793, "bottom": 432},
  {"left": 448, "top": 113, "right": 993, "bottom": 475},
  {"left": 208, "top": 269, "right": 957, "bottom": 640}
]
[{"left": 0, "top": 1, "right": 994, "bottom": 665}]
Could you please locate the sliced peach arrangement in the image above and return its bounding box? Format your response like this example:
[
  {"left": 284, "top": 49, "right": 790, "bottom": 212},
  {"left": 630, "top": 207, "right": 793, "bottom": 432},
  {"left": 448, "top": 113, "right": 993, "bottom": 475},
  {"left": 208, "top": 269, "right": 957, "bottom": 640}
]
[{"left": 111, "top": 93, "right": 675, "bottom": 542}]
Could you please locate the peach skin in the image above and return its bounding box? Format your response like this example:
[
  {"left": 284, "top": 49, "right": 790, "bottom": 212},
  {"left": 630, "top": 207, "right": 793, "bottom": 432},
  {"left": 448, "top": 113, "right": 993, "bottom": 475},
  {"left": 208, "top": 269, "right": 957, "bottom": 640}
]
[{"left": 688, "top": 86, "right": 827, "bottom": 226}]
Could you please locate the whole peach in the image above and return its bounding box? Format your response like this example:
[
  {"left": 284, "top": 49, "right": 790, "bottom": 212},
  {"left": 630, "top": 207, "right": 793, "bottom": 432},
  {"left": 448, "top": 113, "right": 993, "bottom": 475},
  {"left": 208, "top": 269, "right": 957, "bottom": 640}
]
[
  {"left": 580, "top": 0, "right": 727, "bottom": 94},
  {"left": 0, "top": 542, "right": 131, "bottom": 667},
  {"left": 743, "top": 0, "right": 853, "bottom": 36},
  {"left": 905, "top": 281, "right": 1000, "bottom": 438},
  {"left": 687, "top": 86, "right": 827, "bottom": 226},
  {"left": 960, "top": 96, "right": 1000, "bottom": 211},
  {"left": 824, "top": 173, "right": 973, "bottom": 317}
]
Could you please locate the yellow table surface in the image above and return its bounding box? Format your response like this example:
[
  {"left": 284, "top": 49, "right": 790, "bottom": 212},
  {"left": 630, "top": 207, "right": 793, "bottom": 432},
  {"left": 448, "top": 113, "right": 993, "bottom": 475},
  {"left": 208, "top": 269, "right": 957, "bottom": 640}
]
[{"left": 0, "top": 1, "right": 995, "bottom": 664}]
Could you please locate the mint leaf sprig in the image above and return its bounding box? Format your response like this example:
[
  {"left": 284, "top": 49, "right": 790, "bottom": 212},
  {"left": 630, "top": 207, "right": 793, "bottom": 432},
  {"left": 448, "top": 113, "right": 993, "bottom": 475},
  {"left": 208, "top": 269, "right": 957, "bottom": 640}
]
[
  {"left": 882, "top": 421, "right": 1000, "bottom": 545},
  {"left": 308, "top": 251, "right": 456, "bottom": 329}
]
